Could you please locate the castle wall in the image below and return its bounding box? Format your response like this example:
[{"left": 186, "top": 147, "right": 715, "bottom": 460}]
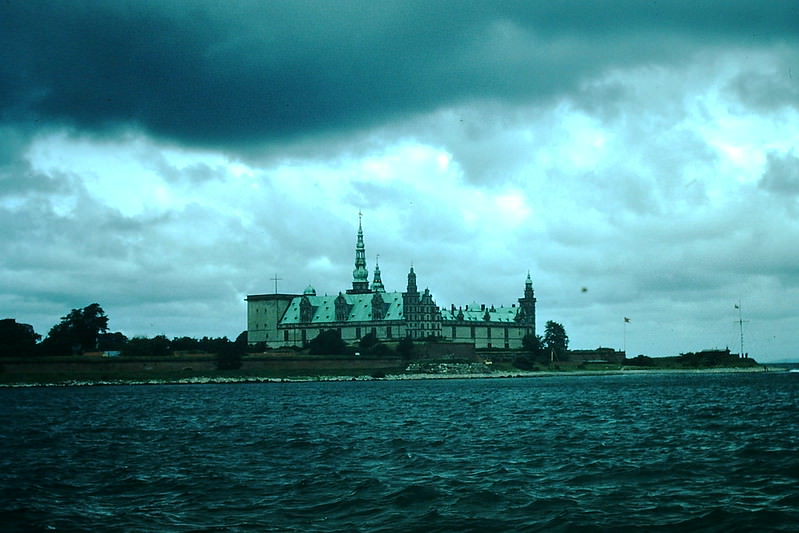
[
  {"left": 442, "top": 324, "right": 531, "bottom": 349},
  {"left": 246, "top": 294, "right": 296, "bottom": 346}
]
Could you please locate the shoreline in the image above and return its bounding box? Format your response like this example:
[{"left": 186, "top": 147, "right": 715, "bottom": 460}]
[{"left": 0, "top": 365, "right": 782, "bottom": 388}]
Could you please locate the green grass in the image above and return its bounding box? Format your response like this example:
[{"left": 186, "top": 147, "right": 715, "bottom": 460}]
[{"left": 0, "top": 355, "right": 407, "bottom": 385}]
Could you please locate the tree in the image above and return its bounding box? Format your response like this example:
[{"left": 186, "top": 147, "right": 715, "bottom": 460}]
[
  {"left": 359, "top": 331, "right": 379, "bottom": 350},
  {"left": 199, "top": 336, "right": 230, "bottom": 354},
  {"left": 356, "top": 331, "right": 395, "bottom": 356},
  {"left": 308, "top": 330, "right": 347, "bottom": 355},
  {"left": 171, "top": 336, "right": 201, "bottom": 352},
  {"left": 544, "top": 321, "right": 569, "bottom": 362},
  {"left": 216, "top": 336, "right": 244, "bottom": 370},
  {"left": 0, "top": 319, "right": 41, "bottom": 357},
  {"left": 41, "top": 303, "right": 109, "bottom": 355},
  {"left": 397, "top": 336, "right": 415, "bottom": 359},
  {"left": 513, "top": 333, "right": 547, "bottom": 370},
  {"left": 522, "top": 333, "right": 546, "bottom": 359},
  {"left": 98, "top": 331, "right": 128, "bottom": 351},
  {"left": 122, "top": 335, "right": 171, "bottom": 357},
  {"left": 234, "top": 331, "right": 248, "bottom": 352},
  {"left": 625, "top": 354, "right": 654, "bottom": 367}
]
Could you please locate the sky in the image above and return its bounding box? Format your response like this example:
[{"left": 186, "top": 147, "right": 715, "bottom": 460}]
[{"left": 1, "top": 1, "right": 798, "bottom": 361}]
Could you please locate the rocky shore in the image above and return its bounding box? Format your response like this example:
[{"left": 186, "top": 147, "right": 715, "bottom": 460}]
[{"left": 0, "top": 363, "right": 777, "bottom": 387}]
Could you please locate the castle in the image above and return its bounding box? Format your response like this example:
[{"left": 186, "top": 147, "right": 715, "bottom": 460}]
[{"left": 246, "top": 216, "right": 536, "bottom": 349}]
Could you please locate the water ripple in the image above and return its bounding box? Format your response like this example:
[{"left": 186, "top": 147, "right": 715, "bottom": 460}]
[{"left": 1, "top": 373, "right": 797, "bottom": 531}]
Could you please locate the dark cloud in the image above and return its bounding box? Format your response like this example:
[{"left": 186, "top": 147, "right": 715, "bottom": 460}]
[
  {"left": 760, "top": 151, "right": 799, "bottom": 196},
  {"left": 2, "top": 1, "right": 797, "bottom": 149},
  {"left": 1, "top": 1, "right": 798, "bottom": 360},
  {"left": 727, "top": 53, "right": 799, "bottom": 111}
]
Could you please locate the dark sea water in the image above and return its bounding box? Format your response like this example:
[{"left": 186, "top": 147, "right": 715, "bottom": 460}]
[{"left": 1, "top": 372, "right": 798, "bottom": 532}]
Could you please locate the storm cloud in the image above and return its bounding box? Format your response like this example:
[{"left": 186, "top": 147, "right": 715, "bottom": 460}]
[
  {"left": 1, "top": 1, "right": 798, "bottom": 360},
  {"left": 2, "top": 1, "right": 796, "bottom": 146}
]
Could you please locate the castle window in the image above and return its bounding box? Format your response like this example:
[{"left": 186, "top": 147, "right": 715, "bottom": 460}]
[
  {"left": 451, "top": 326, "right": 456, "bottom": 338},
  {"left": 356, "top": 327, "right": 361, "bottom": 338},
  {"left": 284, "top": 331, "right": 289, "bottom": 342},
  {"left": 387, "top": 327, "right": 392, "bottom": 338},
  {"left": 470, "top": 326, "right": 475, "bottom": 339}
]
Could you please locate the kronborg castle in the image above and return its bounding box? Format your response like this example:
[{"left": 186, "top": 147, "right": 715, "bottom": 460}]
[{"left": 246, "top": 217, "right": 536, "bottom": 349}]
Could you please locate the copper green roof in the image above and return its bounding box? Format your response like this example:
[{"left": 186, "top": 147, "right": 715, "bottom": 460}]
[
  {"left": 280, "top": 291, "right": 404, "bottom": 325},
  {"left": 440, "top": 304, "right": 520, "bottom": 323}
]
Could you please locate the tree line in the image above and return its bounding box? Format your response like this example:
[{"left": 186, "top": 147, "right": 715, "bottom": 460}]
[{"left": 0, "top": 304, "right": 245, "bottom": 368}]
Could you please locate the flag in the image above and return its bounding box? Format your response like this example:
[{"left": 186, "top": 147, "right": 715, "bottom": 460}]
[{"left": 624, "top": 317, "right": 631, "bottom": 323}]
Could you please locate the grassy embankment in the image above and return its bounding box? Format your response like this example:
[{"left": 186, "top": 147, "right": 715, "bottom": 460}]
[
  {"left": 0, "top": 350, "right": 767, "bottom": 386},
  {"left": 0, "top": 353, "right": 408, "bottom": 385}
]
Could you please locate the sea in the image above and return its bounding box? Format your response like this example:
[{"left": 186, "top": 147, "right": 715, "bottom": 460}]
[{"left": 1, "top": 372, "right": 797, "bottom": 532}]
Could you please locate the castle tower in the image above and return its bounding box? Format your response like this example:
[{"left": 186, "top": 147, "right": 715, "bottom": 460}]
[
  {"left": 402, "top": 266, "right": 421, "bottom": 338},
  {"left": 517, "top": 271, "right": 537, "bottom": 335},
  {"left": 371, "top": 256, "right": 385, "bottom": 293},
  {"left": 347, "top": 212, "right": 371, "bottom": 294},
  {"left": 406, "top": 265, "right": 418, "bottom": 294}
]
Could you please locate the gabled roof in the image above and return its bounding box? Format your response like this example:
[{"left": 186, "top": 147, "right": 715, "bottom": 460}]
[
  {"left": 280, "top": 291, "right": 405, "bottom": 325},
  {"left": 441, "top": 304, "right": 520, "bottom": 323}
]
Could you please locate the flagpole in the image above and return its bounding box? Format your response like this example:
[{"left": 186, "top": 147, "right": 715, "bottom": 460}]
[
  {"left": 736, "top": 301, "right": 744, "bottom": 358},
  {"left": 623, "top": 317, "right": 629, "bottom": 355}
]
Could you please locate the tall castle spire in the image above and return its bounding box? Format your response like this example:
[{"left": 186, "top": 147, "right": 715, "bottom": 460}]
[
  {"left": 348, "top": 211, "right": 371, "bottom": 294},
  {"left": 371, "top": 255, "right": 385, "bottom": 293}
]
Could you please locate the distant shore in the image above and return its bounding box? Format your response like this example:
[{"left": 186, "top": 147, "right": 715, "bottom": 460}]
[{"left": 0, "top": 364, "right": 782, "bottom": 388}]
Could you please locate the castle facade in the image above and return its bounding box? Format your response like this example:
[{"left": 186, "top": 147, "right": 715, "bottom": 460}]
[{"left": 246, "top": 217, "right": 536, "bottom": 349}]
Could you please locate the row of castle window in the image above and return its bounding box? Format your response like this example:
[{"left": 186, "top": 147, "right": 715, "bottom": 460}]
[
  {"left": 282, "top": 326, "right": 396, "bottom": 342},
  {"left": 355, "top": 326, "right": 391, "bottom": 338},
  {"left": 278, "top": 328, "right": 516, "bottom": 346},
  {"left": 448, "top": 326, "right": 514, "bottom": 339}
]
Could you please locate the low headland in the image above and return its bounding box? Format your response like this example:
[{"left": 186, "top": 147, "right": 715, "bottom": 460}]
[
  {"left": 0, "top": 347, "right": 780, "bottom": 387},
  {"left": 5, "top": 304, "right": 782, "bottom": 387}
]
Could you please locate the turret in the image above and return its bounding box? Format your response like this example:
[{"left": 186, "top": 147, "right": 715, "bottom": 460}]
[
  {"left": 406, "top": 265, "right": 418, "bottom": 294},
  {"left": 517, "top": 271, "right": 537, "bottom": 334},
  {"left": 371, "top": 256, "right": 385, "bottom": 293}
]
